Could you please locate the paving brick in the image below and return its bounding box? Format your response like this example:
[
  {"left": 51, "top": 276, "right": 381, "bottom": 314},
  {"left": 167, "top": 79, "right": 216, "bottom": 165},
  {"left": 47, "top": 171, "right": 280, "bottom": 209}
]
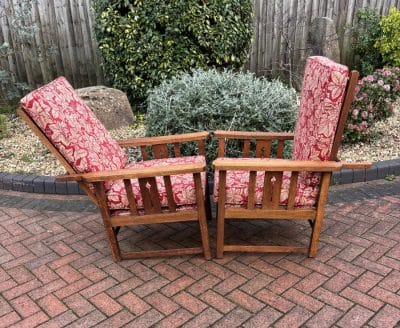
[
  {"left": 186, "top": 275, "right": 221, "bottom": 296},
  {"left": 9, "top": 311, "right": 48, "bottom": 328},
  {"left": 323, "top": 271, "right": 355, "bottom": 293},
  {"left": 350, "top": 271, "right": 384, "bottom": 293},
  {"left": 161, "top": 276, "right": 196, "bottom": 297},
  {"left": 227, "top": 289, "right": 265, "bottom": 313},
  {"left": 154, "top": 308, "right": 193, "bottom": 328},
  {"left": 312, "top": 287, "right": 353, "bottom": 312},
  {"left": 255, "top": 289, "right": 295, "bottom": 313},
  {"left": 10, "top": 295, "right": 40, "bottom": 318},
  {"left": 274, "top": 306, "right": 313, "bottom": 328},
  {"left": 213, "top": 307, "right": 252, "bottom": 328},
  {"left": 0, "top": 311, "right": 20, "bottom": 328},
  {"left": 64, "top": 309, "right": 106, "bottom": 328},
  {"left": 283, "top": 288, "right": 324, "bottom": 313},
  {"left": 38, "top": 294, "right": 67, "bottom": 317},
  {"left": 242, "top": 306, "right": 282, "bottom": 328},
  {"left": 182, "top": 307, "right": 222, "bottom": 328},
  {"left": 268, "top": 273, "right": 301, "bottom": 295},
  {"left": 368, "top": 286, "right": 400, "bottom": 308},
  {"left": 337, "top": 305, "right": 374, "bottom": 328},
  {"left": 368, "top": 304, "right": 400, "bottom": 328},
  {"left": 64, "top": 293, "right": 96, "bottom": 317},
  {"left": 214, "top": 274, "right": 247, "bottom": 295},
  {"left": 118, "top": 292, "right": 151, "bottom": 316},
  {"left": 124, "top": 309, "right": 163, "bottom": 328},
  {"left": 173, "top": 291, "right": 208, "bottom": 314},
  {"left": 340, "top": 287, "right": 384, "bottom": 311},
  {"left": 304, "top": 305, "right": 343, "bottom": 328},
  {"left": 90, "top": 292, "right": 123, "bottom": 316}
]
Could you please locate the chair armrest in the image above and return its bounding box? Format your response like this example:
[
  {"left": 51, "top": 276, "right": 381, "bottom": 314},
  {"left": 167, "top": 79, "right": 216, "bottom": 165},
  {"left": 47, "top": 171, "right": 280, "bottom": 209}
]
[
  {"left": 213, "top": 158, "right": 343, "bottom": 172},
  {"left": 213, "top": 130, "right": 294, "bottom": 141},
  {"left": 56, "top": 162, "right": 206, "bottom": 183},
  {"left": 118, "top": 131, "right": 209, "bottom": 147},
  {"left": 341, "top": 162, "right": 372, "bottom": 170}
]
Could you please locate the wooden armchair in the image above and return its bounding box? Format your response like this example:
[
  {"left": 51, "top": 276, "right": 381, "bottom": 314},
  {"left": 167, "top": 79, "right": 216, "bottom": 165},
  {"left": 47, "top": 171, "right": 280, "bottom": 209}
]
[
  {"left": 213, "top": 56, "right": 370, "bottom": 258},
  {"left": 18, "top": 77, "right": 211, "bottom": 261}
]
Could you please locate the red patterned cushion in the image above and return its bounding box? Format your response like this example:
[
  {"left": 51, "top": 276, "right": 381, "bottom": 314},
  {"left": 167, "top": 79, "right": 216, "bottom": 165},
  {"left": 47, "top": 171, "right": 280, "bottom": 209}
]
[
  {"left": 20, "top": 77, "right": 126, "bottom": 173},
  {"left": 214, "top": 57, "right": 349, "bottom": 208},
  {"left": 106, "top": 156, "right": 206, "bottom": 210},
  {"left": 293, "top": 56, "right": 349, "bottom": 161}
]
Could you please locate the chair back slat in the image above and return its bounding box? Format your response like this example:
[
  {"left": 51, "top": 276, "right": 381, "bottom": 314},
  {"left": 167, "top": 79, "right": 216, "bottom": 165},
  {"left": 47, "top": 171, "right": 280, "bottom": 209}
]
[
  {"left": 173, "top": 143, "right": 181, "bottom": 157},
  {"left": 243, "top": 140, "right": 251, "bottom": 157},
  {"left": 276, "top": 140, "right": 285, "bottom": 159},
  {"left": 256, "top": 140, "right": 272, "bottom": 158},
  {"left": 123, "top": 179, "right": 138, "bottom": 216},
  {"left": 140, "top": 146, "right": 150, "bottom": 160},
  {"left": 218, "top": 138, "right": 225, "bottom": 157},
  {"left": 261, "top": 172, "right": 274, "bottom": 209},
  {"left": 153, "top": 144, "right": 169, "bottom": 159},
  {"left": 272, "top": 172, "right": 283, "bottom": 209},
  {"left": 138, "top": 178, "right": 156, "bottom": 214},
  {"left": 163, "top": 176, "right": 177, "bottom": 212},
  {"left": 287, "top": 172, "right": 299, "bottom": 210},
  {"left": 247, "top": 171, "right": 257, "bottom": 209},
  {"left": 198, "top": 140, "right": 206, "bottom": 156}
]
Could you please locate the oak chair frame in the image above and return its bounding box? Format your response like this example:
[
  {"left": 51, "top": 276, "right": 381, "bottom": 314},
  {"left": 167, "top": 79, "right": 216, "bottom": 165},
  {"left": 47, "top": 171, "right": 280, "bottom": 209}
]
[
  {"left": 18, "top": 108, "right": 211, "bottom": 261},
  {"left": 213, "top": 70, "right": 370, "bottom": 258}
]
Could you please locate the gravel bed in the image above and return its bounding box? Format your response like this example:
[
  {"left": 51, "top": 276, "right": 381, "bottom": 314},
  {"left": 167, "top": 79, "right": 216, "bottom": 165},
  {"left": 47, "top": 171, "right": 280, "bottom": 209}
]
[{"left": 0, "top": 100, "right": 399, "bottom": 176}]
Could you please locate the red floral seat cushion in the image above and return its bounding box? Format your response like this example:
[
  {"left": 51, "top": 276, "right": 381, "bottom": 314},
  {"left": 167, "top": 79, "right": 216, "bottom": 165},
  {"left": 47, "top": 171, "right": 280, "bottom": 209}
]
[
  {"left": 20, "top": 77, "right": 127, "bottom": 173},
  {"left": 214, "top": 56, "right": 349, "bottom": 208},
  {"left": 106, "top": 156, "right": 206, "bottom": 210}
]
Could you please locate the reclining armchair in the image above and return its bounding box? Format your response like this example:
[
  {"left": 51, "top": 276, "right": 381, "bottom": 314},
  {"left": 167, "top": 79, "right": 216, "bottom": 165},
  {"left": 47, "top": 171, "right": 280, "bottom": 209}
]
[
  {"left": 213, "top": 56, "right": 370, "bottom": 258},
  {"left": 18, "top": 77, "right": 211, "bottom": 261}
]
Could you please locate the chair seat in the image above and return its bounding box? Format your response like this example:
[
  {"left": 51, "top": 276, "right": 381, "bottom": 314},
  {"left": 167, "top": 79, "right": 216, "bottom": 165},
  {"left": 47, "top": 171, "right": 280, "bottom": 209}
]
[
  {"left": 213, "top": 159, "right": 320, "bottom": 208},
  {"left": 106, "top": 156, "right": 206, "bottom": 210}
]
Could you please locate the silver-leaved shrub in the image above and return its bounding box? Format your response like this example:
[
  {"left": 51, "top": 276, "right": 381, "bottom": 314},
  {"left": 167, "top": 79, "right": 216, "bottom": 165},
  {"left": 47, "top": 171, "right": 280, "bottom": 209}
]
[{"left": 146, "top": 69, "right": 297, "bottom": 162}]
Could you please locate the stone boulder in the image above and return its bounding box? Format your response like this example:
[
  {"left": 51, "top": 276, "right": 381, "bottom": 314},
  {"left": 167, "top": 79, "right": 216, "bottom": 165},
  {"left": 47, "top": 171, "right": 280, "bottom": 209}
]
[
  {"left": 76, "top": 86, "right": 135, "bottom": 130},
  {"left": 307, "top": 17, "right": 341, "bottom": 62}
]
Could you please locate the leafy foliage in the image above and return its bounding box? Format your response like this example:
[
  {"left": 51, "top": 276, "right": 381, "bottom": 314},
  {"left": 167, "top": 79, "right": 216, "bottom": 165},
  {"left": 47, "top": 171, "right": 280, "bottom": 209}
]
[
  {"left": 146, "top": 69, "right": 297, "bottom": 162},
  {"left": 352, "top": 7, "right": 383, "bottom": 76},
  {"left": 93, "top": 0, "right": 253, "bottom": 106},
  {"left": 375, "top": 7, "right": 400, "bottom": 67},
  {"left": 344, "top": 67, "right": 400, "bottom": 143}
]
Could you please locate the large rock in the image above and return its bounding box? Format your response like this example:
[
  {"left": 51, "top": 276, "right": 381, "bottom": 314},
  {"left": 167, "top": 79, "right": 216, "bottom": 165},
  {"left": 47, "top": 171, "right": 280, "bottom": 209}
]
[
  {"left": 76, "top": 86, "right": 135, "bottom": 130},
  {"left": 307, "top": 17, "right": 341, "bottom": 62}
]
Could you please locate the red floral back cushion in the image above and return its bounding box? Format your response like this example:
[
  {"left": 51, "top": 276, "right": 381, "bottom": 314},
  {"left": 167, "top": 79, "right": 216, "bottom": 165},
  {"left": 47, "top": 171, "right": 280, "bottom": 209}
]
[
  {"left": 20, "top": 77, "right": 127, "bottom": 173},
  {"left": 293, "top": 56, "right": 349, "bottom": 161}
]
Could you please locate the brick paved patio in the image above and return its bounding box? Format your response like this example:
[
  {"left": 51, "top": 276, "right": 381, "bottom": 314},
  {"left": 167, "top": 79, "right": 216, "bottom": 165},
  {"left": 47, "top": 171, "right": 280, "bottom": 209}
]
[{"left": 0, "top": 178, "right": 400, "bottom": 327}]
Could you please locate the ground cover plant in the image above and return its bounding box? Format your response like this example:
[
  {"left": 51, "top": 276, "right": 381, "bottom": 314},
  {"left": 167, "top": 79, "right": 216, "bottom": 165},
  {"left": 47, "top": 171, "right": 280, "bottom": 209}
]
[{"left": 146, "top": 69, "right": 297, "bottom": 163}]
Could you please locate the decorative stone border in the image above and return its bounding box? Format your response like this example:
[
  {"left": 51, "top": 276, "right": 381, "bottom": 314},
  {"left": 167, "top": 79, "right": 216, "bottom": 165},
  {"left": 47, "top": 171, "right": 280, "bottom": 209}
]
[{"left": 1, "top": 158, "right": 400, "bottom": 195}]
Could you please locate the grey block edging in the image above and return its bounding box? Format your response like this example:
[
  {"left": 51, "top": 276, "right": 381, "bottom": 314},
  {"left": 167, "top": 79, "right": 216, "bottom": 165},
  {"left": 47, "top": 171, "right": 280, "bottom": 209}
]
[{"left": 1, "top": 158, "right": 400, "bottom": 195}]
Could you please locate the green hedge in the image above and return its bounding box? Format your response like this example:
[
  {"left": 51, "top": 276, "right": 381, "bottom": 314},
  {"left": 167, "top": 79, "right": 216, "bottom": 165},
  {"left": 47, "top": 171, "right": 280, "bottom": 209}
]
[{"left": 93, "top": 0, "right": 253, "bottom": 106}]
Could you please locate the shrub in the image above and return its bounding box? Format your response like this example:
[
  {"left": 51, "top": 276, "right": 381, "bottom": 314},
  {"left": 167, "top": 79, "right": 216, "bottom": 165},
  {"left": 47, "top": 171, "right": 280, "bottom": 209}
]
[
  {"left": 146, "top": 69, "right": 297, "bottom": 162},
  {"left": 344, "top": 67, "right": 400, "bottom": 143},
  {"left": 93, "top": 0, "right": 253, "bottom": 106},
  {"left": 375, "top": 7, "right": 400, "bottom": 66},
  {"left": 352, "top": 7, "right": 383, "bottom": 76}
]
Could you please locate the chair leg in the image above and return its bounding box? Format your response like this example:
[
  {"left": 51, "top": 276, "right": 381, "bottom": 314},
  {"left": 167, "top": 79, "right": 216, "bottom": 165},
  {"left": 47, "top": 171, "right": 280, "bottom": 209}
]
[
  {"left": 198, "top": 209, "right": 212, "bottom": 260},
  {"left": 308, "top": 207, "right": 325, "bottom": 258},
  {"left": 101, "top": 217, "right": 122, "bottom": 262},
  {"left": 216, "top": 208, "right": 225, "bottom": 259}
]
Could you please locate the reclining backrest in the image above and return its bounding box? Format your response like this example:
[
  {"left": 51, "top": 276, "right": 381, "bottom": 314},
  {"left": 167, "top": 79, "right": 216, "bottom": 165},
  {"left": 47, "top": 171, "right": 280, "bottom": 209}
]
[
  {"left": 293, "top": 56, "right": 349, "bottom": 162},
  {"left": 20, "top": 77, "right": 127, "bottom": 173}
]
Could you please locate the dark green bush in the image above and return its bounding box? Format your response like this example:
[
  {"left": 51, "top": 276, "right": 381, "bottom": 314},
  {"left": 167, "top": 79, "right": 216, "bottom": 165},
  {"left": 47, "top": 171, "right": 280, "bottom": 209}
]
[
  {"left": 352, "top": 7, "right": 383, "bottom": 76},
  {"left": 93, "top": 0, "right": 253, "bottom": 106},
  {"left": 376, "top": 7, "right": 400, "bottom": 67},
  {"left": 146, "top": 69, "right": 297, "bottom": 163}
]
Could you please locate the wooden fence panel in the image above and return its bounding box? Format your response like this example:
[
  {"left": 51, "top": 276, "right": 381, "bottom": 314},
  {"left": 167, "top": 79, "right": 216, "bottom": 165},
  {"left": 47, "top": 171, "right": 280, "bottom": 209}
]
[{"left": 1, "top": 0, "right": 400, "bottom": 100}]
